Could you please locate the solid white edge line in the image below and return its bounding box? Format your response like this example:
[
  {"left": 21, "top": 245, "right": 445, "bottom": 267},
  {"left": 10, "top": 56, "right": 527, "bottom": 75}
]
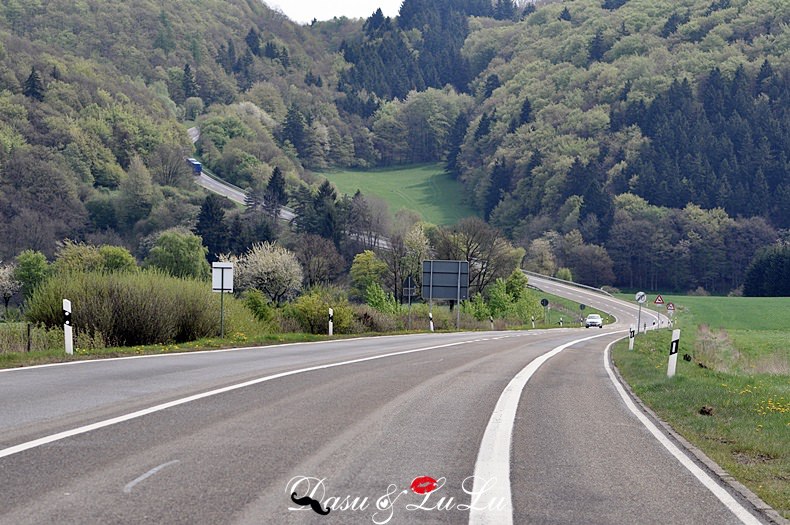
[
  {"left": 0, "top": 335, "right": 523, "bottom": 459},
  {"left": 469, "top": 330, "right": 619, "bottom": 525},
  {"left": 603, "top": 340, "right": 762, "bottom": 525}
]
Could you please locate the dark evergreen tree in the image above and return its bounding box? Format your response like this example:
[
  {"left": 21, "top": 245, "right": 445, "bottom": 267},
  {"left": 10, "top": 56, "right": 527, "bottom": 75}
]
[
  {"left": 519, "top": 97, "right": 533, "bottom": 126},
  {"left": 483, "top": 74, "right": 501, "bottom": 98},
  {"left": 245, "top": 28, "right": 261, "bottom": 56},
  {"left": 743, "top": 244, "right": 790, "bottom": 296},
  {"left": 22, "top": 66, "right": 45, "bottom": 101},
  {"left": 195, "top": 194, "right": 229, "bottom": 261},
  {"left": 264, "top": 167, "right": 287, "bottom": 220},
  {"left": 182, "top": 63, "right": 198, "bottom": 99},
  {"left": 588, "top": 30, "right": 609, "bottom": 62},
  {"left": 559, "top": 7, "right": 572, "bottom": 21},
  {"left": 282, "top": 104, "right": 307, "bottom": 155},
  {"left": 445, "top": 112, "right": 468, "bottom": 178},
  {"left": 485, "top": 158, "right": 512, "bottom": 219},
  {"left": 474, "top": 112, "right": 492, "bottom": 141}
]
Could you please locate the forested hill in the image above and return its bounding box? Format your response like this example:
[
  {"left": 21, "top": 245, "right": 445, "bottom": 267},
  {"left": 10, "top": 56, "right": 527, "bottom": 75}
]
[{"left": 0, "top": 0, "right": 788, "bottom": 294}]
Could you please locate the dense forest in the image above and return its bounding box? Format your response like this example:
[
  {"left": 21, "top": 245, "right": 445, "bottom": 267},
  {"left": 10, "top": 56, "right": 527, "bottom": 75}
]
[{"left": 0, "top": 0, "right": 788, "bottom": 296}]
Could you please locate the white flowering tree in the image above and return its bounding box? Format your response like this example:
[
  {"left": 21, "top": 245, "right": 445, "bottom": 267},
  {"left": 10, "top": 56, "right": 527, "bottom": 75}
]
[
  {"left": 0, "top": 262, "right": 21, "bottom": 315},
  {"left": 234, "top": 242, "right": 303, "bottom": 304}
]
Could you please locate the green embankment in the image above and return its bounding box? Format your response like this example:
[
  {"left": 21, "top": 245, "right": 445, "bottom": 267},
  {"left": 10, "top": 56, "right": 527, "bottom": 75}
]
[
  {"left": 613, "top": 295, "right": 789, "bottom": 519},
  {"left": 321, "top": 163, "right": 477, "bottom": 225}
]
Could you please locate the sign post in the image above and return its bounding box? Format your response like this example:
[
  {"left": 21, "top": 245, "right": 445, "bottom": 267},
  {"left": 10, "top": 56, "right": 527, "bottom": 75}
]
[
  {"left": 422, "top": 260, "right": 469, "bottom": 331},
  {"left": 635, "top": 291, "right": 646, "bottom": 333},
  {"left": 654, "top": 294, "right": 665, "bottom": 327},
  {"left": 63, "top": 299, "right": 73, "bottom": 355},
  {"left": 212, "top": 262, "right": 234, "bottom": 339},
  {"left": 541, "top": 298, "right": 549, "bottom": 326},
  {"left": 668, "top": 329, "right": 680, "bottom": 377},
  {"left": 403, "top": 276, "right": 417, "bottom": 331}
]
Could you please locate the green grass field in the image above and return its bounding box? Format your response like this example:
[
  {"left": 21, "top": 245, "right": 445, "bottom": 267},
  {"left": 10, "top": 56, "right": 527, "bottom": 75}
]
[
  {"left": 320, "top": 163, "right": 477, "bottom": 225},
  {"left": 612, "top": 295, "right": 789, "bottom": 518}
]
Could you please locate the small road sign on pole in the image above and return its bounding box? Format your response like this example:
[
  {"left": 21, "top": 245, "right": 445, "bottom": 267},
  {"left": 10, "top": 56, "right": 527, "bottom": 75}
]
[
  {"left": 635, "top": 291, "right": 646, "bottom": 333},
  {"left": 654, "top": 294, "right": 665, "bottom": 305},
  {"left": 212, "top": 262, "right": 234, "bottom": 339}
]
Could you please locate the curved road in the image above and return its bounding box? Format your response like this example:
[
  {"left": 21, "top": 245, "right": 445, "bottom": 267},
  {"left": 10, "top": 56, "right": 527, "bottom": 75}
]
[{"left": 0, "top": 283, "right": 770, "bottom": 524}]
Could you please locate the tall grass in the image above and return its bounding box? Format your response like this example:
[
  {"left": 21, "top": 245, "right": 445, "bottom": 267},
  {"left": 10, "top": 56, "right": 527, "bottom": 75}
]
[{"left": 26, "top": 271, "right": 220, "bottom": 346}]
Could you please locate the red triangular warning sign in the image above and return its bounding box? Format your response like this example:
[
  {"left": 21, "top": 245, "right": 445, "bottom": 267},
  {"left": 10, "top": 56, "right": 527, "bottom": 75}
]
[{"left": 654, "top": 294, "right": 665, "bottom": 305}]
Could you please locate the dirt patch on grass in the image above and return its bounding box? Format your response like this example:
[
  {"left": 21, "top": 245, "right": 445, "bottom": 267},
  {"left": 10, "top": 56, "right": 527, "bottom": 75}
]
[{"left": 732, "top": 450, "right": 776, "bottom": 465}]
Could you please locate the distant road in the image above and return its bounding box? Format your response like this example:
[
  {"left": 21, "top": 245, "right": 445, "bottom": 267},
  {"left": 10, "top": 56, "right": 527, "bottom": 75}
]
[
  {"left": 0, "top": 281, "right": 768, "bottom": 524},
  {"left": 187, "top": 126, "right": 296, "bottom": 221}
]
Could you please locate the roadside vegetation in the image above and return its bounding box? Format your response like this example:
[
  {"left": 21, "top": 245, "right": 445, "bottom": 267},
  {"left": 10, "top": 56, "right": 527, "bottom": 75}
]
[{"left": 612, "top": 295, "right": 790, "bottom": 519}]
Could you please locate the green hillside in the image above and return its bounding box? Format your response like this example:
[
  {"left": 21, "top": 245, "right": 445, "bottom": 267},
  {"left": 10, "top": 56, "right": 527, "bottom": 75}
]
[{"left": 322, "top": 164, "right": 478, "bottom": 225}]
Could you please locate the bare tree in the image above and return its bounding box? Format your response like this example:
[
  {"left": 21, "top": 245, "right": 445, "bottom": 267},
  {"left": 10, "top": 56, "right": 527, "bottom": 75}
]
[
  {"left": 432, "top": 217, "right": 524, "bottom": 296},
  {"left": 290, "top": 234, "right": 345, "bottom": 287},
  {"left": 147, "top": 144, "right": 193, "bottom": 188}
]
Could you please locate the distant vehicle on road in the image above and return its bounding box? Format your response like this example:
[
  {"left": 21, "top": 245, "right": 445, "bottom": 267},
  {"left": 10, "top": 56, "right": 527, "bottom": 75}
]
[
  {"left": 585, "top": 313, "right": 603, "bottom": 328},
  {"left": 186, "top": 157, "right": 202, "bottom": 175}
]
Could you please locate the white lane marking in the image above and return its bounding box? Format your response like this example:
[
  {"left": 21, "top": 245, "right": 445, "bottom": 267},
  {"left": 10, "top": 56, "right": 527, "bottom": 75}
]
[
  {"left": 469, "top": 331, "right": 620, "bottom": 525},
  {"left": 0, "top": 335, "right": 526, "bottom": 459},
  {"left": 123, "top": 460, "right": 180, "bottom": 494},
  {"left": 0, "top": 332, "right": 514, "bottom": 374},
  {"left": 603, "top": 341, "right": 761, "bottom": 525}
]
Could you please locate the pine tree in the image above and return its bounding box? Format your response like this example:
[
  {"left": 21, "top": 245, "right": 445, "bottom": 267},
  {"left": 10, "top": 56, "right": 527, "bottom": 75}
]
[
  {"left": 182, "top": 64, "right": 198, "bottom": 99},
  {"left": 559, "top": 7, "right": 572, "bottom": 21},
  {"left": 245, "top": 28, "right": 260, "bottom": 56},
  {"left": 195, "top": 194, "right": 229, "bottom": 261},
  {"left": 22, "top": 66, "right": 45, "bottom": 101},
  {"left": 264, "top": 167, "right": 287, "bottom": 220}
]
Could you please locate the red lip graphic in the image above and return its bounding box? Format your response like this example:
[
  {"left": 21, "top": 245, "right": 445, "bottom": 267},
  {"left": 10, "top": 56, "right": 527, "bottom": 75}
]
[{"left": 410, "top": 476, "right": 438, "bottom": 495}]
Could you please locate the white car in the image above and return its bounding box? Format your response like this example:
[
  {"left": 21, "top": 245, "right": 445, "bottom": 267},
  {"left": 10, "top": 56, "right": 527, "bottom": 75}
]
[{"left": 585, "top": 314, "right": 603, "bottom": 328}]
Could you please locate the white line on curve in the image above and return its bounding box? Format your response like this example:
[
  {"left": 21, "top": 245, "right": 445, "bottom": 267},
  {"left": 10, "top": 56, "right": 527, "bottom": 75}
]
[
  {"left": 0, "top": 335, "right": 525, "bottom": 459},
  {"left": 123, "top": 460, "right": 180, "bottom": 494},
  {"left": 469, "top": 330, "right": 620, "bottom": 525},
  {"left": 603, "top": 341, "right": 761, "bottom": 525}
]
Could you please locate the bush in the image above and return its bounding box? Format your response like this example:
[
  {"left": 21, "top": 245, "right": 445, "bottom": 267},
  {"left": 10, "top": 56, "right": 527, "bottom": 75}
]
[
  {"left": 243, "top": 289, "right": 275, "bottom": 324},
  {"left": 364, "top": 283, "right": 400, "bottom": 314},
  {"left": 25, "top": 270, "right": 219, "bottom": 346},
  {"left": 285, "top": 286, "right": 354, "bottom": 334},
  {"left": 352, "top": 304, "right": 400, "bottom": 333}
]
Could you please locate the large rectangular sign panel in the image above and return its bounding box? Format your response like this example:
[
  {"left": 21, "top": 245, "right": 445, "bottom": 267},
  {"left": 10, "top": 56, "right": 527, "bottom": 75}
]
[{"left": 422, "top": 260, "right": 469, "bottom": 301}]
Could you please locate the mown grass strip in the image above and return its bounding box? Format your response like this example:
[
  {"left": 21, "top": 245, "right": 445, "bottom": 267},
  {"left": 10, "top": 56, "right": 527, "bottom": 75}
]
[{"left": 613, "top": 330, "right": 789, "bottom": 519}]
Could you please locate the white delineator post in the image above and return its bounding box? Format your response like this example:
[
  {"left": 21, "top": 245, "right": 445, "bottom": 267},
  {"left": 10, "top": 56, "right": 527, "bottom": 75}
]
[
  {"left": 429, "top": 312, "right": 434, "bottom": 332},
  {"left": 63, "top": 299, "right": 73, "bottom": 355},
  {"left": 328, "top": 308, "right": 334, "bottom": 336},
  {"left": 628, "top": 325, "right": 636, "bottom": 351},
  {"left": 667, "top": 329, "right": 680, "bottom": 378}
]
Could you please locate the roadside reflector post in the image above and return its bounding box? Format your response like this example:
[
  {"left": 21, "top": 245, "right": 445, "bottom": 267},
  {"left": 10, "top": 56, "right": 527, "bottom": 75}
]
[
  {"left": 531, "top": 315, "right": 535, "bottom": 329},
  {"left": 328, "top": 308, "right": 334, "bottom": 336},
  {"left": 628, "top": 325, "right": 635, "bottom": 351},
  {"left": 429, "top": 312, "right": 434, "bottom": 332},
  {"left": 667, "top": 329, "right": 680, "bottom": 378},
  {"left": 559, "top": 316, "right": 563, "bottom": 327},
  {"left": 489, "top": 315, "right": 494, "bottom": 331},
  {"left": 63, "top": 299, "right": 73, "bottom": 355}
]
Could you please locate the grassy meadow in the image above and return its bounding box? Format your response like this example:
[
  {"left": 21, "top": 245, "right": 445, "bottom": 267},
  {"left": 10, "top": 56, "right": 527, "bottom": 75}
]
[
  {"left": 320, "top": 163, "right": 477, "bottom": 225},
  {"left": 612, "top": 295, "right": 789, "bottom": 518}
]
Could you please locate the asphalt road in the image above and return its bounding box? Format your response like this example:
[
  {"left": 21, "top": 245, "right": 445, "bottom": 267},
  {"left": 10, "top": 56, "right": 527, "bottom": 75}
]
[{"left": 0, "top": 284, "right": 768, "bottom": 524}]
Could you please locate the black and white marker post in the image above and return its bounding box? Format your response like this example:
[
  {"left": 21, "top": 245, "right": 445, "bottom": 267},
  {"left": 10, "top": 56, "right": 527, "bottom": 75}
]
[
  {"left": 328, "top": 308, "right": 334, "bottom": 336},
  {"left": 628, "top": 324, "right": 636, "bottom": 351},
  {"left": 63, "top": 298, "right": 73, "bottom": 355},
  {"left": 429, "top": 312, "right": 434, "bottom": 332},
  {"left": 667, "top": 329, "right": 680, "bottom": 378},
  {"left": 489, "top": 315, "right": 494, "bottom": 331}
]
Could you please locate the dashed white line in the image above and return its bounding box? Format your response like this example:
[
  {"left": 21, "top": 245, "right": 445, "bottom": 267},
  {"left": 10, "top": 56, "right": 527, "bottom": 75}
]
[{"left": 0, "top": 335, "right": 526, "bottom": 459}]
